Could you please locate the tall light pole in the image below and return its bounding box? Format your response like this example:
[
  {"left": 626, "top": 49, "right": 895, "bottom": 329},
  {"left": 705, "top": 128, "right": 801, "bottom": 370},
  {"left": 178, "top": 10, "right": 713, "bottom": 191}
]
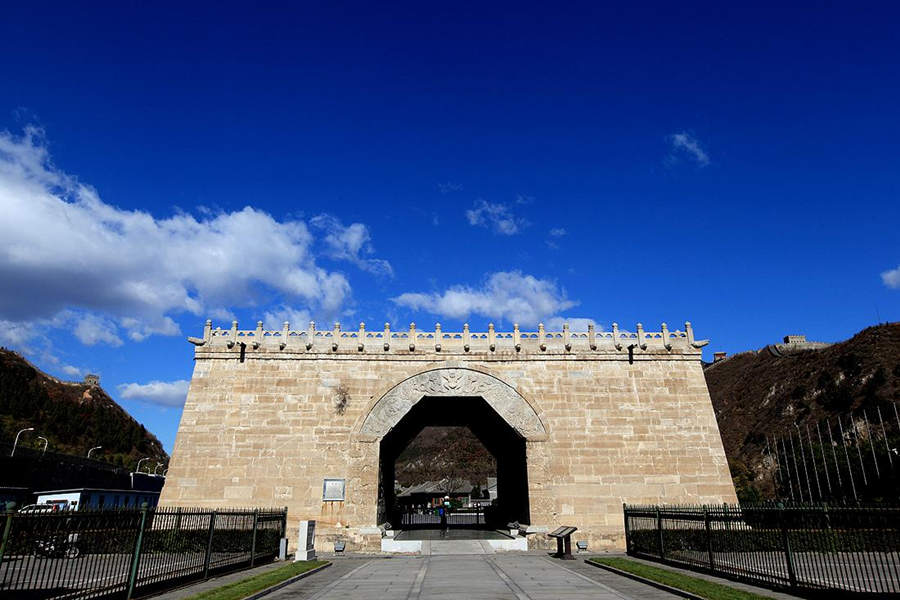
[
  {"left": 37, "top": 436, "right": 48, "bottom": 457},
  {"left": 87, "top": 446, "right": 102, "bottom": 459},
  {"left": 136, "top": 457, "right": 150, "bottom": 473},
  {"left": 11, "top": 427, "right": 34, "bottom": 456}
]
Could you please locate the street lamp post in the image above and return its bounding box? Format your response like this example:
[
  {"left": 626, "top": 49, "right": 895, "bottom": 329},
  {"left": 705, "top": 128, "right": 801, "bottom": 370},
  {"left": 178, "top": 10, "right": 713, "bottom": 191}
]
[
  {"left": 37, "top": 436, "right": 48, "bottom": 457},
  {"left": 87, "top": 446, "right": 103, "bottom": 459},
  {"left": 136, "top": 457, "right": 150, "bottom": 473},
  {"left": 11, "top": 427, "right": 34, "bottom": 456}
]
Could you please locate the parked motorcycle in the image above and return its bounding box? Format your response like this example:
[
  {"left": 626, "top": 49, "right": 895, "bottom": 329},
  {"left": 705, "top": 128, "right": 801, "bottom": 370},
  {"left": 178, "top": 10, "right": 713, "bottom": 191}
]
[{"left": 33, "top": 533, "right": 80, "bottom": 559}]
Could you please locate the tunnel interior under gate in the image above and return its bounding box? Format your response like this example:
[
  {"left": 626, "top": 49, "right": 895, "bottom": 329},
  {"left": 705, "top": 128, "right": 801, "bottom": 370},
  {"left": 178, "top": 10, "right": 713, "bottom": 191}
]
[{"left": 377, "top": 395, "right": 530, "bottom": 530}]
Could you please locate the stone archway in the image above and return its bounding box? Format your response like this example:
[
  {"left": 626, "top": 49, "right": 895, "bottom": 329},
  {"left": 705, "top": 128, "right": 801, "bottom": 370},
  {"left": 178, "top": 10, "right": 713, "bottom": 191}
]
[
  {"left": 358, "top": 367, "right": 547, "bottom": 440},
  {"left": 358, "top": 367, "right": 546, "bottom": 527}
]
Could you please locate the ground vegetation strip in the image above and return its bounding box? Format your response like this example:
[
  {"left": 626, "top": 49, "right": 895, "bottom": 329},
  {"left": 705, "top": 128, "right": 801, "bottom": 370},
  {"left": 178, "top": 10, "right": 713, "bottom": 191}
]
[
  {"left": 590, "top": 557, "right": 774, "bottom": 600},
  {"left": 183, "top": 561, "right": 330, "bottom": 600}
]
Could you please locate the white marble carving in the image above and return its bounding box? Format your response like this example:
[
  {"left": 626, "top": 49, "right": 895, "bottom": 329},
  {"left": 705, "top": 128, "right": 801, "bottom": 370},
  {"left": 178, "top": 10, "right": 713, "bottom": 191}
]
[{"left": 359, "top": 368, "right": 545, "bottom": 439}]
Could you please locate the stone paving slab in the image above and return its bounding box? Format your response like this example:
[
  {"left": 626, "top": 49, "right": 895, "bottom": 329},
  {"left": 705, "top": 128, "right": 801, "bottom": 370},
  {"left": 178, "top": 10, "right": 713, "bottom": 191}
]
[{"left": 265, "top": 554, "right": 681, "bottom": 599}]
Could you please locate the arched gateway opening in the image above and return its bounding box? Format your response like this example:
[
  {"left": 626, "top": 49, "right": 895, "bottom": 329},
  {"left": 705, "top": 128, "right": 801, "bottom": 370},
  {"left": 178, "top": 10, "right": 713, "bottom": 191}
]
[
  {"left": 357, "top": 367, "right": 546, "bottom": 531},
  {"left": 381, "top": 396, "right": 528, "bottom": 529}
]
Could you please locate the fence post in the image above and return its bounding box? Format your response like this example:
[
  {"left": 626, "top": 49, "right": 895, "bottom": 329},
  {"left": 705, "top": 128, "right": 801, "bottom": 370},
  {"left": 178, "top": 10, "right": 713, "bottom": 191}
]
[
  {"left": 779, "top": 505, "right": 798, "bottom": 589},
  {"left": 622, "top": 503, "right": 631, "bottom": 554},
  {"left": 656, "top": 507, "right": 665, "bottom": 560},
  {"left": 704, "top": 505, "right": 715, "bottom": 570},
  {"left": 203, "top": 510, "right": 218, "bottom": 579},
  {"left": 250, "top": 509, "right": 259, "bottom": 567},
  {"left": 0, "top": 502, "right": 16, "bottom": 567},
  {"left": 126, "top": 502, "right": 150, "bottom": 600}
]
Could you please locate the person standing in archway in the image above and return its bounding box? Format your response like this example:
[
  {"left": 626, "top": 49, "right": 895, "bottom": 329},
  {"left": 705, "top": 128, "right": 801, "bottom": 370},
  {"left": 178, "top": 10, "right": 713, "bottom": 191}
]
[{"left": 441, "top": 495, "right": 451, "bottom": 534}]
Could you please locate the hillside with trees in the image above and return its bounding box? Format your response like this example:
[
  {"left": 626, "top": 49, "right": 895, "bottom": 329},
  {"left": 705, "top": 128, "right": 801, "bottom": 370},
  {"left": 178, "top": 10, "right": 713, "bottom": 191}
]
[
  {"left": 704, "top": 323, "right": 900, "bottom": 503},
  {"left": 0, "top": 348, "right": 167, "bottom": 469},
  {"left": 395, "top": 426, "right": 496, "bottom": 491}
]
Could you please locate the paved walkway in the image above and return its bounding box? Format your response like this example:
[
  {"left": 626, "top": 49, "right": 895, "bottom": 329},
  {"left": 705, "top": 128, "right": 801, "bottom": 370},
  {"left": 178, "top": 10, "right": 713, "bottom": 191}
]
[{"left": 266, "top": 555, "right": 679, "bottom": 600}]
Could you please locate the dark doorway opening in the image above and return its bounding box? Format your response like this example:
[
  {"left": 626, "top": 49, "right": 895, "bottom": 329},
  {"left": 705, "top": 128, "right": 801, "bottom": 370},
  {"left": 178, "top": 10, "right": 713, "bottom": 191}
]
[{"left": 378, "top": 396, "right": 530, "bottom": 530}]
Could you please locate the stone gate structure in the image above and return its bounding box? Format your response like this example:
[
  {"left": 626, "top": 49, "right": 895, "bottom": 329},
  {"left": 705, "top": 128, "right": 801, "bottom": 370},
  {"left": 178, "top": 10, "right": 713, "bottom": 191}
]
[{"left": 160, "top": 320, "right": 737, "bottom": 552}]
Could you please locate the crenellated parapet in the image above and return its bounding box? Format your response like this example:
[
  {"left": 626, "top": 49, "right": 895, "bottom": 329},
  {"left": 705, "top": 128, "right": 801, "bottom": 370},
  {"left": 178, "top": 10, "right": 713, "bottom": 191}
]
[{"left": 188, "top": 320, "right": 709, "bottom": 357}]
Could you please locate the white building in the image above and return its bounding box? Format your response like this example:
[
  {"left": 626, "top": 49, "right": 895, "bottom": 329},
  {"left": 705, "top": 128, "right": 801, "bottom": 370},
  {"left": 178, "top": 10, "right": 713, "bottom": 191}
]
[{"left": 34, "top": 488, "right": 160, "bottom": 510}]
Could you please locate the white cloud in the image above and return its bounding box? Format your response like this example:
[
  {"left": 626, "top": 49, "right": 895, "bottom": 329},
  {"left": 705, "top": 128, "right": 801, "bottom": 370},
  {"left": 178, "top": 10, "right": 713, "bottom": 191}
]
[
  {"left": 392, "top": 271, "right": 577, "bottom": 327},
  {"left": 73, "top": 313, "right": 123, "bottom": 346},
  {"left": 465, "top": 200, "right": 528, "bottom": 235},
  {"left": 118, "top": 379, "right": 190, "bottom": 407},
  {"left": 262, "top": 306, "right": 312, "bottom": 330},
  {"left": 310, "top": 214, "right": 393, "bottom": 277},
  {"left": 61, "top": 364, "right": 82, "bottom": 377},
  {"left": 667, "top": 132, "right": 710, "bottom": 167},
  {"left": 0, "top": 127, "right": 361, "bottom": 346},
  {"left": 0, "top": 319, "right": 42, "bottom": 348},
  {"left": 437, "top": 182, "right": 462, "bottom": 194},
  {"left": 544, "top": 316, "right": 597, "bottom": 331},
  {"left": 882, "top": 266, "right": 900, "bottom": 289},
  {"left": 549, "top": 228, "right": 567, "bottom": 237}
]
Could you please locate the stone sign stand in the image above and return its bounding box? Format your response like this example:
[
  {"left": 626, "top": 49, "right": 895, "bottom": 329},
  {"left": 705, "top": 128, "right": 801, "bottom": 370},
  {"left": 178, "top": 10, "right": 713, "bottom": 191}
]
[{"left": 295, "top": 520, "right": 316, "bottom": 561}]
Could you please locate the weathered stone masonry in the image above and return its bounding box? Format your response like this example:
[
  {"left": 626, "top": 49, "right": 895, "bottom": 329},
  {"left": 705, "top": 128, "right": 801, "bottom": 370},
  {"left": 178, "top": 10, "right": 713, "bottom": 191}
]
[{"left": 160, "top": 320, "right": 737, "bottom": 552}]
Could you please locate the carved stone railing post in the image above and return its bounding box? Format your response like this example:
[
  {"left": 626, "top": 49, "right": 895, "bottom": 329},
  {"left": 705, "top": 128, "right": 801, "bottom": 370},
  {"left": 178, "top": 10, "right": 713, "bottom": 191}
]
[
  {"left": 685, "top": 321, "right": 709, "bottom": 348},
  {"left": 194, "top": 319, "right": 703, "bottom": 355},
  {"left": 306, "top": 321, "right": 315, "bottom": 350},
  {"left": 253, "top": 321, "right": 263, "bottom": 349},
  {"left": 636, "top": 323, "right": 647, "bottom": 350},
  {"left": 227, "top": 320, "right": 238, "bottom": 348},
  {"left": 661, "top": 322, "right": 672, "bottom": 350}
]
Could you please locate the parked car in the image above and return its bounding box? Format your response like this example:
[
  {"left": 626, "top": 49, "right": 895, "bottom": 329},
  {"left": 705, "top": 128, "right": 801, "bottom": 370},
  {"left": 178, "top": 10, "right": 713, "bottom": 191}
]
[{"left": 18, "top": 504, "right": 60, "bottom": 514}]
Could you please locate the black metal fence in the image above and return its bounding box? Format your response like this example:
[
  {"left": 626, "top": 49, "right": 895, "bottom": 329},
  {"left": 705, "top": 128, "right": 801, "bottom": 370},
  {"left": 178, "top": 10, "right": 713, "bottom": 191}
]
[
  {"left": 624, "top": 503, "right": 900, "bottom": 596},
  {"left": 399, "top": 507, "right": 487, "bottom": 529},
  {"left": 0, "top": 503, "right": 287, "bottom": 600}
]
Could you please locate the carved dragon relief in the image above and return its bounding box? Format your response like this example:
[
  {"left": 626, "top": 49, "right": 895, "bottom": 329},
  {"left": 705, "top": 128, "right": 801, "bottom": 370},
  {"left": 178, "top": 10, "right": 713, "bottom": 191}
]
[{"left": 359, "top": 368, "right": 545, "bottom": 439}]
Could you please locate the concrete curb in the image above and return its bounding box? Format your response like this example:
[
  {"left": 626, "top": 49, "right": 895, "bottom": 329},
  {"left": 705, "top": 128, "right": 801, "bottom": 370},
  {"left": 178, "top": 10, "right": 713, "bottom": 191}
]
[
  {"left": 242, "top": 561, "right": 332, "bottom": 600},
  {"left": 584, "top": 559, "right": 704, "bottom": 600}
]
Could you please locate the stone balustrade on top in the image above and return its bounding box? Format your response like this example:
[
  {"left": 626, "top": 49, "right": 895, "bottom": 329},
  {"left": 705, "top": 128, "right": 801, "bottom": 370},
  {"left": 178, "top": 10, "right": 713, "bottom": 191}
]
[{"left": 188, "top": 320, "right": 709, "bottom": 355}]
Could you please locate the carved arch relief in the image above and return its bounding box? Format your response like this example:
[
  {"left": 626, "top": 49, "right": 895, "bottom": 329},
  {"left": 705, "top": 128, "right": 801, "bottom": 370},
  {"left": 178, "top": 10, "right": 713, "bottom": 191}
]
[{"left": 358, "top": 367, "right": 546, "bottom": 440}]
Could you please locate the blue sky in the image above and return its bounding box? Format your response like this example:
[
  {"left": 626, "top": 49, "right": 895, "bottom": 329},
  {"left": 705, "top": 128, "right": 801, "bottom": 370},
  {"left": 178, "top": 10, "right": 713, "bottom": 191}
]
[{"left": 1, "top": 2, "right": 898, "bottom": 453}]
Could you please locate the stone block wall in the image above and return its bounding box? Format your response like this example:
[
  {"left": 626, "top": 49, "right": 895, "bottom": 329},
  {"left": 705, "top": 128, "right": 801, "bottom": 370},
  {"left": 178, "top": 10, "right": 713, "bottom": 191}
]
[{"left": 160, "top": 322, "right": 737, "bottom": 553}]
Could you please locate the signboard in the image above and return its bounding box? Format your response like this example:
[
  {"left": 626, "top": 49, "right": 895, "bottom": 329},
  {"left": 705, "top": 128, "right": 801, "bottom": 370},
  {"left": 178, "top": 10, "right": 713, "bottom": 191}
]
[{"left": 323, "top": 478, "right": 345, "bottom": 501}]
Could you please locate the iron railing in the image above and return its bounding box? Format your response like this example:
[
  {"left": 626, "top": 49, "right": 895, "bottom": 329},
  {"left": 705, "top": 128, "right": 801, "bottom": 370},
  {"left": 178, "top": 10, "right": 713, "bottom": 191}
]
[
  {"left": 0, "top": 503, "right": 287, "bottom": 599},
  {"left": 399, "top": 507, "right": 487, "bottom": 529},
  {"left": 624, "top": 503, "right": 900, "bottom": 596}
]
